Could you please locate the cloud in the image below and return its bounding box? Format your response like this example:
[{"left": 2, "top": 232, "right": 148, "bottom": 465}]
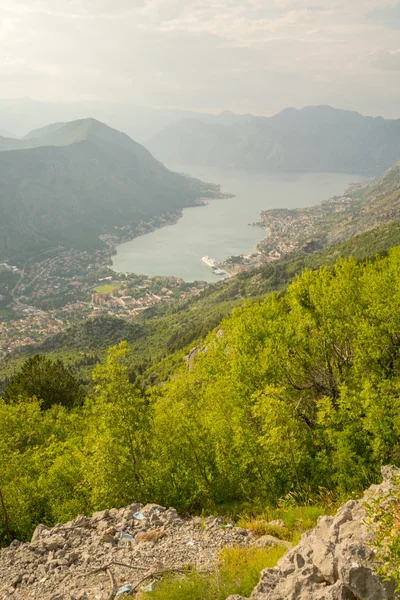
[
  {"left": 0, "top": 0, "right": 399, "bottom": 116},
  {"left": 370, "top": 47, "right": 400, "bottom": 70}
]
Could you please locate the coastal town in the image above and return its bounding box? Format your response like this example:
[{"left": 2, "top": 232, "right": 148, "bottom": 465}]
[
  {"left": 0, "top": 256, "right": 209, "bottom": 358},
  {"left": 0, "top": 214, "right": 210, "bottom": 359},
  {"left": 0, "top": 181, "right": 371, "bottom": 358},
  {"left": 217, "top": 181, "right": 370, "bottom": 274}
]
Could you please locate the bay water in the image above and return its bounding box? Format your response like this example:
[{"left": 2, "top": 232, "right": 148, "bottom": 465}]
[{"left": 112, "top": 166, "right": 366, "bottom": 282}]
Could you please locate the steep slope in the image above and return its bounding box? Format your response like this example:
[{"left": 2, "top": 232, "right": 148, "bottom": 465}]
[
  {"left": 147, "top": 105, "right": 400, "bottom": 175},
  {"left": 3, "top": 218, "right": 400, "bottom": 388},
  {"left": 0, "top": 119, "right": 221, "bottom": 262},
  {"left": 232, "top": 467, "right": 399, "bottom": 600},
  {"left": 0, "top": 470, "right": 397, "bottom": 599}
]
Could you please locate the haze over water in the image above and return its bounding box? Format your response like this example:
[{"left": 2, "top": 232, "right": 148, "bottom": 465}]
[{"left": 112, "top": 166, "right": 366, "bottom": 282}]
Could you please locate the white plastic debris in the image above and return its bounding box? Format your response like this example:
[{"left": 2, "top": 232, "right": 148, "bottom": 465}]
[
  {"left": 115, "top": 584, "right": 133, "bottom": 597},
  {"left": 119, "top": 532, "right": 135, "bottom": 541}
]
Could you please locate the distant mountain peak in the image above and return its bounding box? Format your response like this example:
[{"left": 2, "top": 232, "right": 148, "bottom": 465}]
[
  {"left": 147, "top": 104, "right": 400, "bottom": 175},
  {"left": 0, "top": 117, "right": 217, "bottom": 262}
]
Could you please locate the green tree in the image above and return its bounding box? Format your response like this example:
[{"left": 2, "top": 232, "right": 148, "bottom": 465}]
[
  {"left": 83, "top": 342, "right": 152, "bottom": 509},
  {"left": 2, "top": 355, "right": 84, "bottom": 410}
]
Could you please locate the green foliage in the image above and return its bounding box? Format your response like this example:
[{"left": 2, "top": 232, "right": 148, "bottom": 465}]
[
  {"left": 2, "top": 355, "right": 84, "bottom": 410},
  {"left": 3, "top": 249, "right": 400, "bottom": 544},
  {"left": 5, "top": 218, "right": 400, "bottom": 390},
  {"left": 0, "top": 397, "right": 89, "bottom": 545},
  {"left": 146, "top": 248, "right": 400, "bottom": 509},
  {"left": 83, "top": 342, "right": 152, "bottom": 508},
  {"left": 366, "top": 478, "right": 400, "bottom": 589},
  {"left": 237, "top": 506, "right": 328, "bottom": 544},
  {"left": 139, "top": 546, "right": 285, "bottom": 600}
]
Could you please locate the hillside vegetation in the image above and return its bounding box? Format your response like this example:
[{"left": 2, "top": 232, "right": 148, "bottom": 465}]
[
  {"left": 3, "top": 218, "right": 400, "bottom": 387},
  {"left": 148, "top": 105, "right": 400, "bottom": 175},
  {"left": 0, "top": 119, "right": 219, "bottom": 263},
  {"left": 2, "top": 247, "right": 400, "bottom": 544}
]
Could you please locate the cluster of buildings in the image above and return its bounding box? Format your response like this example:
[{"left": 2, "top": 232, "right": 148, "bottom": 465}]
[
  {"left": 257, "top": 210, "right": 321, "bottom": 258},
  {"left": 0, "top": 263, "right": 20, "bottom": 274},
  {"left": 14, "top": 248, "right": 103, "bottom": 308},
  {"left": 0, "top": 251, "right": 209, "bottom": 355},
  {"left": 90, "top": 285, "right": 174, "bottom": 316},
  {"left": 0, "top": 314, "right": 65, "bottom": 357}
]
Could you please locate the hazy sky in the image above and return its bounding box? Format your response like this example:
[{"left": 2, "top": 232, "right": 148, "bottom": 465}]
[{"left": 1, "top": 0, "right": 400, "bottom": 117}]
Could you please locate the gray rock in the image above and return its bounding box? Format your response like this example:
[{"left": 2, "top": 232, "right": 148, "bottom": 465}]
[
  {"left": 249, "top": 466, "right": 400, "bottom": 600},
  {"left": 72, "top": 515, "right": 92, "bottom": 528},
  {"left": 31, "top": 524, "right": 50, "bottom": 543},
  {"left": 142, "top": 503, "right": 166, "bottom": 515},
  {"left": 43, "top": 536, "right": 65, "bottom": 552},
  {"left": 1, "top": 467, "right": 398, "bottom": 600},
  {"left": 91, "top": 509, "right": 110, "bottom": 521}
]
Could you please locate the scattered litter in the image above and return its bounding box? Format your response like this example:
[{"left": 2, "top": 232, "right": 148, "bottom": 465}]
[
  {"left": 133, "top": 512, "right": 145, "bottom": 521},
  {"left": 119, "top": 532, "right": 135, "bottom": 541},
  {"left": 103, "top": 526, "right": 116, "bottom": 535},
  {"left": 186, "top": 540, "right": 195, "bottom": 546},
  {"left": 116, "top": 584, "right": 133, "bottom": 597},
  {"left": 225, "top": 523, "right": 233, "bottom": 528},
  {"left": 142, "top": 584, "right": 153, "bottom": 592},
  {"left": 154, "top": 509, "right": 161, "bottom": 515}
]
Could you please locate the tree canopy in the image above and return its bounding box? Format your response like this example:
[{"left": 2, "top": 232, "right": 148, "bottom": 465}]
[
  {"left": 3, "top": 355, "right": 84, "bottom": 410},
  {"left": 2, "top": 249, "right": 400, "bottom": 544}
]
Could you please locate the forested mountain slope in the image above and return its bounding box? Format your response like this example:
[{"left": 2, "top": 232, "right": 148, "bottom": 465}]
[
  {"left": 2, "top": 247, "right": 400, "bottom": 547},
  {"left": 147, "top": 105, "right": 400, "bottom": 175},
  {"left": 0, "top": 119, "right": 219, "bottom": 263},
  {"left": 2, "top": 219, "right": 400, "bottom": 387}
]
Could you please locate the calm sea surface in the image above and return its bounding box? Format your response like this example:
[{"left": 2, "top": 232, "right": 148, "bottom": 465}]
[{"left": 112, "top": 166, "right": 366, "bottom": 282}]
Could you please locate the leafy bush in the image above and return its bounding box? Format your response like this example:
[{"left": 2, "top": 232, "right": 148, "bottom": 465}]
[
  {"left": 4, "top": 249, "right": 400, "bottom": 542},
  {"left": 366, "top": 478, "right": 400, "bottom": 589}
]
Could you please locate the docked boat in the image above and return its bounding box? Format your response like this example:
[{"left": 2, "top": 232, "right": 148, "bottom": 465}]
[{"left": 202, "top": 256, "right": 218, "bottom": 268}]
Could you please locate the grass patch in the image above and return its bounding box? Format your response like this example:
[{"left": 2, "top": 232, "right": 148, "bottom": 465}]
[
  {"left": 236, "top": 505, "right": 332, "bottom": 545},
  {"left": 137, "top": 546, "right": 286, "bottom": 600},
  {"left": 94, "top": 283, "right": 121, "bottom": 294}
]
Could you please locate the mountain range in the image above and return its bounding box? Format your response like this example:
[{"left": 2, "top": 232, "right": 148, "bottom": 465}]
[
  {"left": 0, "top": 98, "right": 254, "bottom": 141},
  {"left": 0, "top": 118, "right": 219, "bottom": 263},
  {"left": 147, "top": 105, "right": 400, "bottom": 175}
]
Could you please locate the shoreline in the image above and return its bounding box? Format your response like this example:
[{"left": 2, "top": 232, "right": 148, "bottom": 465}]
[
  {"left": 108, "top": 190, "right": 236, "bottom": 277},
  {"left": 217, "top": 178, "right": 371, "bottom": 274}
]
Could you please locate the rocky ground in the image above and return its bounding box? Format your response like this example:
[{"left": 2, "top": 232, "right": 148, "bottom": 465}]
[
  {"left": 229, "top": 466, "right": 400, "bottom": 600},
  {"left": 0, "top": 503, "right": 259, "bottom": 599},
  {"left": 1, "top": 467, "right": 399, "bottom": 600}
]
